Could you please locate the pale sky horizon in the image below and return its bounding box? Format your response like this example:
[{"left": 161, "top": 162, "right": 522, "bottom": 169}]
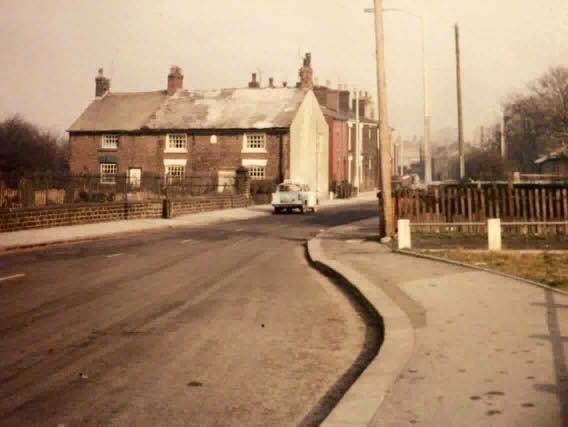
[{"left": 1, "top": 0, "right": 567, "bottom": 143}]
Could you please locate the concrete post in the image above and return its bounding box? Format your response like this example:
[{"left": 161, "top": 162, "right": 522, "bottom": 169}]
[
  {"left": 487, "top": 218, "right": 502, "bottom": 251},
  {"left": 397, "top": 219, "right": 411, "bottom": 249}
]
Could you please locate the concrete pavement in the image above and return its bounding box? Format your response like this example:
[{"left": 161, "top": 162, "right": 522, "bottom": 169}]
[
  {"left": 0, "top": 192, "right": 377, "bottom": 251},
  {"left": 312, "top": 217, "right": 568, "bottom": 426}
]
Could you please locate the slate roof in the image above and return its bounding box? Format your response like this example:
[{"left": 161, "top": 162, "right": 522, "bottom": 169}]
[
  {"left": 68, "top": 88, "right": 306, "bottom": 132},
  {"left": 68, "top": 91, "right": 169, "bottom": 132},
  {"left": 535, "top": 145, "right": 568, "bottom": 164},
  {"left": 320, "top": 105, "right": 379, "bottom": 125}
]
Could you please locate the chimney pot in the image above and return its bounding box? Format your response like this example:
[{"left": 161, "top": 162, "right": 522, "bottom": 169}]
[
  {"left": 95, "top": 67, "right": 110, "bottom": 97},
  {"left": 298, "top": 52, "right": 314, "bottom": 90},
  {"left": 248, "top": 73, "right": 260, "bottom": 88},
  {"left": 283, "top": 81, "right": 288, "bottom": 88},
  {"left": 167, "top": 65, "right": 184, "bottom": 96},
  {"left": 268, "top": 77, "right": 274, "bottom": 88}
]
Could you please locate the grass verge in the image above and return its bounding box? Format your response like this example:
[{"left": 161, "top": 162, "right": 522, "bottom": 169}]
[{"left": 422, "top": 250, "right": 568, "bottom": 291}]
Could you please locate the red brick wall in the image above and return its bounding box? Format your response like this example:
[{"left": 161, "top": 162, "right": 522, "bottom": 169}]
[
  {"left": 69, "top": 131, "right": 289, "bottom": 182},
  {"left": 69, "top": 134, "right": 162, "bottom": 176},
  {"left": 326, "top": 116, "right": 348, "bottom": 184}
]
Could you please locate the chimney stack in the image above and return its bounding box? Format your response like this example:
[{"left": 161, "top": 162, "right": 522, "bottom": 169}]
[
  {"left": 298, "top": 52, "right": 314, "bottom": 90},
  {"left": 95, "top": 68, "right": 110, "bottom": 98},
  {"left": 282, "top": 81, "right": 288, "bottom": 88},
  {"left": 248, "top": 73, "right": 260, "bottom": 88},
  {"left": 268, "top": 77, "right": 275, "bottom": 88},
  {"left": 167, "top": 66, "right": 184, "bottom": 96}
]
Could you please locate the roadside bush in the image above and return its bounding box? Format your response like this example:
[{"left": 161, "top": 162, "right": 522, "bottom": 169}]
[
  {"left": 250, "top": 179, "right": 277, "bottom": 196},
  {"left": 250, "top": 179, "right": 277, "bottom": 205},
  {"left": 332, "top": 180, "right": 354, "bottom": 199},
  {"left": 78, "top": 191, "right": 116, "bottom": 202}
]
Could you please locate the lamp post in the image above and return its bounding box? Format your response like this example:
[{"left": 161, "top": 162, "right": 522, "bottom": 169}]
[{"left": 364, "top": 6, "right": 431, "bottom": 184}]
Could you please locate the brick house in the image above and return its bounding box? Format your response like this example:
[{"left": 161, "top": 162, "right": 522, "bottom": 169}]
[
  {"left": 313, "top": 84, "right": 379, "bottom": 192},
  {"left": 68, "top": 63, "right": 329, "bottom": 199}
]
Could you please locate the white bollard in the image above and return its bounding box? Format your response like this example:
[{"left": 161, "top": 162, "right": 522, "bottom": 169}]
[
  {"left": 487, "top": 218, "right": 502, "bottom": 251},
  {"left": 398, "top": 219, "right": 412, "bottom": 250}
]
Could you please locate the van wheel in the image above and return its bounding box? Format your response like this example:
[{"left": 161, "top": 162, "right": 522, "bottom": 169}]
[{"left": 273, "top": 207, "right": 281, "bottom": 214}]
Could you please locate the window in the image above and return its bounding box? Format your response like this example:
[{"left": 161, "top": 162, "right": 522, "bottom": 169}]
[
  {"left": 166, "top": 134, "right": 187, "bottom": 152},
  {"left": 166, "top": 165, "right": 185, "bottom": 184},
  {"left": 243, "top": 133, "right": 266, "bottom": 152},
  {"left": 100, "top": 163, "right": 117, "bottom": 184},
  {"left": 248, "top": 166, "right": 265, "bottom": 179},
  {"left": 101, "top": 134, "right": 119, "bottom": 150}
]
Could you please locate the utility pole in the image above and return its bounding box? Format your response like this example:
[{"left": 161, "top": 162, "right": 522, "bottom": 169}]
[
  {"left": 373, "top": 0, "right": 394, "bottom": 238},
  {"left": 421, "top": 19, "right": 432, "bottom": 185},
  {"left": 500, "top": 109, "right": 506, "bottom": 159},
  {"left": 355, "top": 89, "right": 360, "bottom": 193},
  {"left": 398, "top": 136, "right": 404, "bottom": 176},
  {"left": 455, "top": 23, "right": 465, "bottom": 180}
]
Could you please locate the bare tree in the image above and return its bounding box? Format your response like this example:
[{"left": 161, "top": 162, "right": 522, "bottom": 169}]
[
  {"left": 503, "top": 65, "right": 568, "bottom": 172},
  {"left": 0, "top": 115, "right": 69, "bottom": 176}
]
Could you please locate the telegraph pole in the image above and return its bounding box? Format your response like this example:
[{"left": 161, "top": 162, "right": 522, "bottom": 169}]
[
  {"left": 500, "top": 109, "right": 506, "bottom": 159},
  {"left": 373, "top": 0, "right": 394, "bottom": 238},
  {"left": 355, "top": 89, "right": 361, "bottom": 193},
  {"left": 455, "top": 23, "right": 465, "bottom": 180}
]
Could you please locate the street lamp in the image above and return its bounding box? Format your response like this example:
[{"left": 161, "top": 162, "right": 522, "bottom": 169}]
[{"left": 364, "top": 7, "right": 431, "bottom": 184}]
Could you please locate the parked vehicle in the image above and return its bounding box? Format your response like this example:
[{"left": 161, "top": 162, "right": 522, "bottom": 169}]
[{"left": 271, "top": 180, "right": 318, "bottom": 214}]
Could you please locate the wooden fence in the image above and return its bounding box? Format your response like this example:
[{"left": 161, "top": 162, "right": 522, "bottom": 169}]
[{"left": 394, "top": 184, "right": 568, "bottom": 235}]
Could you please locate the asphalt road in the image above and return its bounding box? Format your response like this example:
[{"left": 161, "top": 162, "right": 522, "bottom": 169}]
[{"left": 0, "top": 202, "right": 377, "bottom": 427}]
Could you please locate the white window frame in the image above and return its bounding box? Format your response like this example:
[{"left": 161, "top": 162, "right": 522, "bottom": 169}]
[
  {"left": 165, "top": 165, "right": 186, "bottom": 184},
  {"left": 242, "top": 158, "right": 267, "bottom": 180},
  {"left": 101, "top": 134, "right": 119, "bottom": 150},
  {"left": 165, "top": 133, "right": 187, "bottom": 153},
  {"left": 248, "top": 166, "right": 266, "bottom": 179},
  {"left": 242, "top": 133, "right": 267, "bottom": 153},
  {"left": 164, "top": 159, "right": 187, "bottom": 184},
  {"left": 100, "top": 162, "right": 118, "bottom": 184}
]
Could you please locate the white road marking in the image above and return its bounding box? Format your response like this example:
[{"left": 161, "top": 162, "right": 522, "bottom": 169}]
[
  {"left": 107, "top": 253, "right": 123, "bottom": 258},
  {"left": 181, "top": 239, "right": 194, "bottom": 244},
  {"left": 0, "top": 273, "right": 25, "bottom": 282},
  {"left": 235, "top": 228, "right": 244, "bottom": 232}
]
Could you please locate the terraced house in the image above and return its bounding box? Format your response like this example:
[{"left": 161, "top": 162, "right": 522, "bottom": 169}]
[{"left": 68, "top": 59, "right": 329, "bottom": 199}]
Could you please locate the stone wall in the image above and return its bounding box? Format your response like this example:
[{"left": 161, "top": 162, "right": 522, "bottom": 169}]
[{"left": 0, "top": 194, "right": 250, "bottom": 233}]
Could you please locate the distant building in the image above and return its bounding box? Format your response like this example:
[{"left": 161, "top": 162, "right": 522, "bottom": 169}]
[
  {"left": 312, "top": 83, "right": 379, "bottom": 192},
  {"left": 68, "top": 64, "right": 329, "bottom": 198},
  {"left": 535, "top": 145, "right": 568, "bottom": 176}
]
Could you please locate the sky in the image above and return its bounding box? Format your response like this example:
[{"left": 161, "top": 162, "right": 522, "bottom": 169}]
[{"left": 0, "top": 0, "right": 567, "bottom": 142}]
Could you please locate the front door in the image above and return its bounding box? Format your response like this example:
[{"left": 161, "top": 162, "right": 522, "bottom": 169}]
[{"left": 128, "top": 168, "right": 142, "bottom": 188}]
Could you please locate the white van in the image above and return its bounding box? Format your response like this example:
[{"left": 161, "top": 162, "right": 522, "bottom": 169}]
[{"left": 271, "top": 180, "right": 318, "bottom": 214}]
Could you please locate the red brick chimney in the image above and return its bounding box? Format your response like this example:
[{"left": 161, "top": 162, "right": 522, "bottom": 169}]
[
  {"left": 167, "top": 66, "right": 184, "bottom": 96},
  {"left": 248, "top": 73, "right": 260, "bottom": 88},
  {"left": 95, "top": 68, "right": 110, "bottom": 97},
  {"left": 298, "top": 53, "right": 314, "bottom": 90},
  {"left": 268, "top": 77, "right": 275, "bottom": 88}
]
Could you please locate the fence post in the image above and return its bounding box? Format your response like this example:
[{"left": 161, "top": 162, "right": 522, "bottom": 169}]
[
  {"left": 487, "top": 218, "right": 502, "bottom": 251},
  {"left": 398, "top": 219, "right": 411, "bottom": 250}
]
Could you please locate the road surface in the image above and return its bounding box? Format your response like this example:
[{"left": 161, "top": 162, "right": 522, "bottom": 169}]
[{"left": 0, "top": 202, "right": 376, "bottom": 427}]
